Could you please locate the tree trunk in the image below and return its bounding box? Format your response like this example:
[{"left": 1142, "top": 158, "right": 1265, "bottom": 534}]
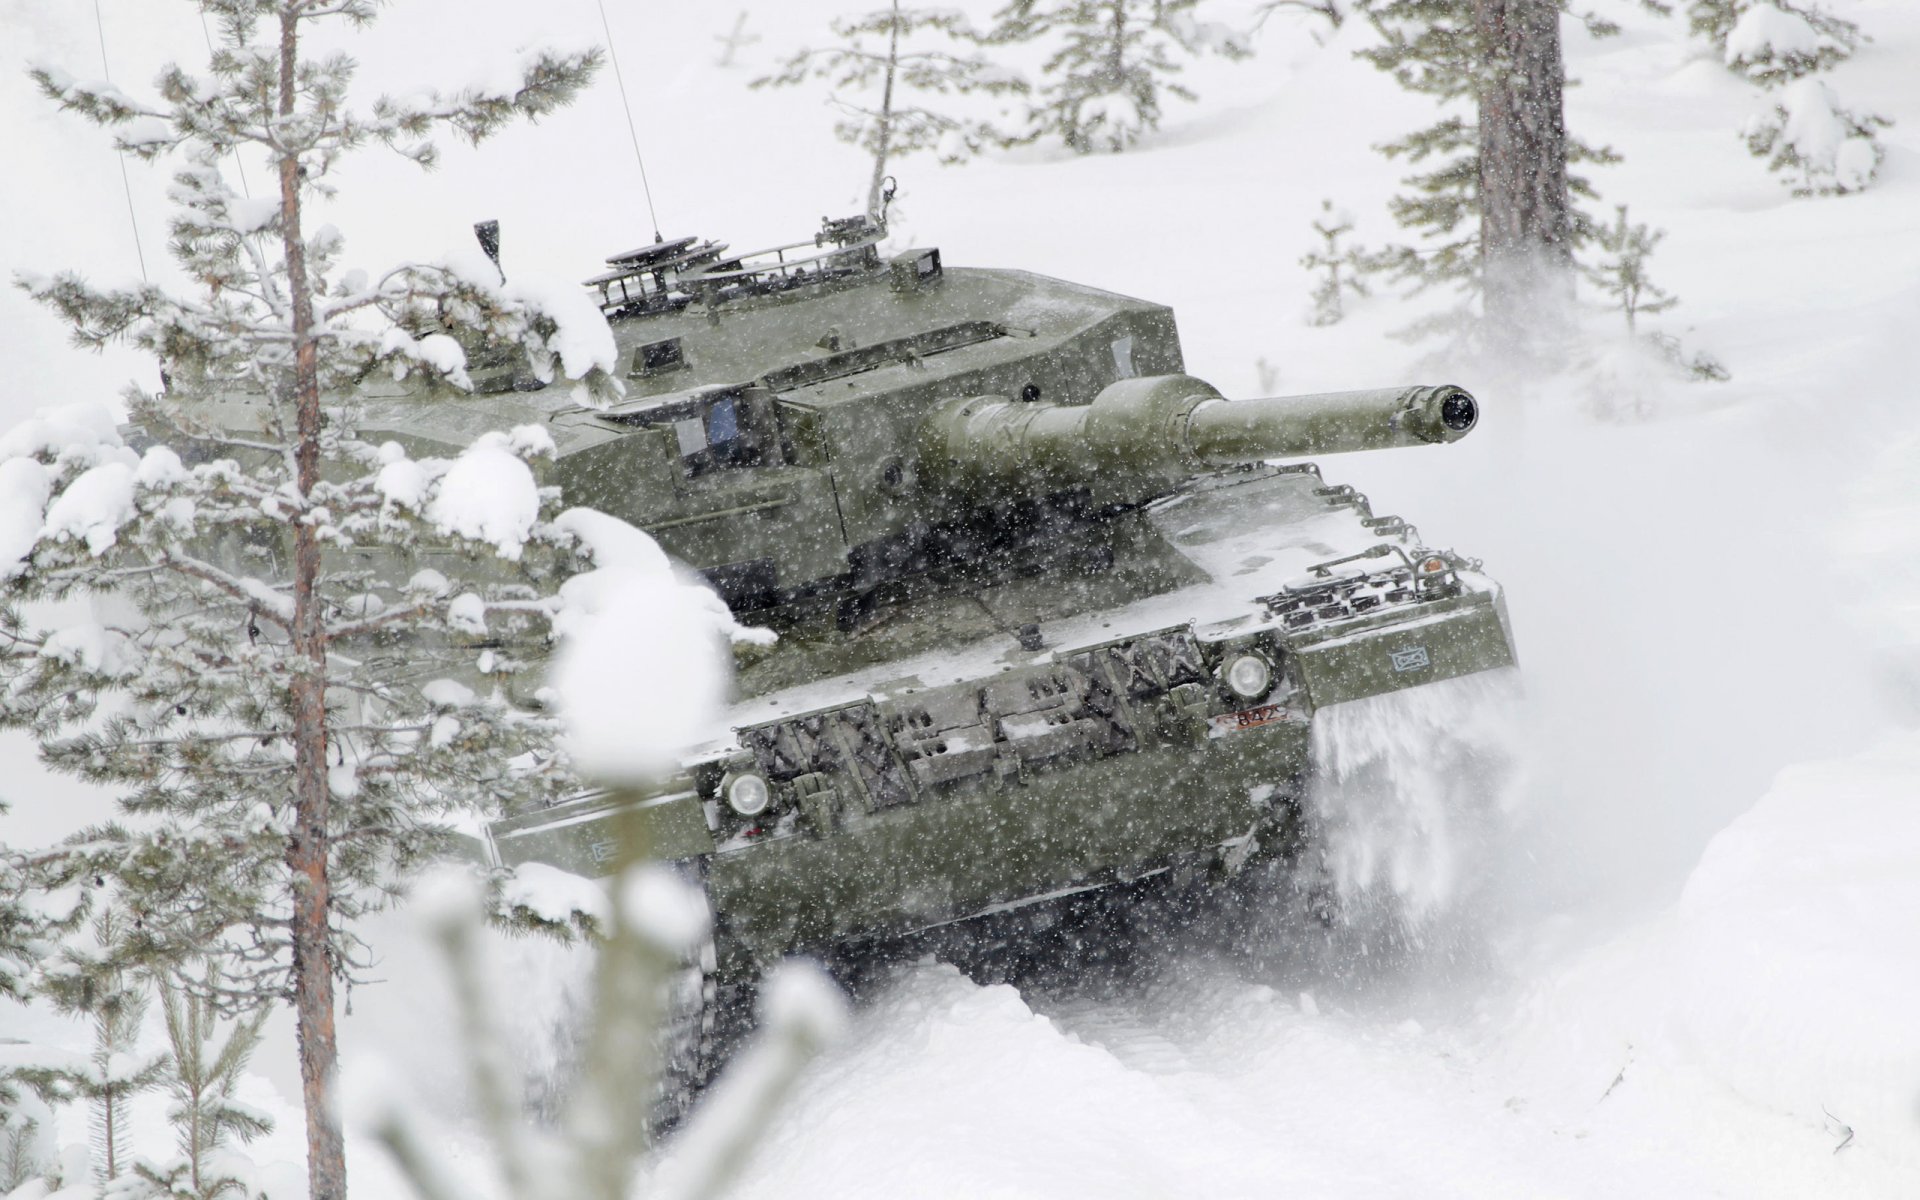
[
  {"left": 276, "top": 10, "right": 345, "bottom": 1200},
  {"left": 1475, "top": 0, "right": 1573, "bottom": 355},
  {"left": 867, "top": 0, "right": 900, "bottom": 218}
]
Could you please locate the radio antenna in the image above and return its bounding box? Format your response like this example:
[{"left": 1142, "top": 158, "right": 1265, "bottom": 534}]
[
  {"left": 594, "top": 0, "right": 663, "bottom": 242},
  {"left": 93, "top": 0, "right": 149, "bottom": 282}
]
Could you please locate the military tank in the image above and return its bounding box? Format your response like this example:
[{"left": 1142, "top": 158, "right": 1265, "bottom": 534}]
[{"left": 396, "top": 212, "right": 1514, "bottom": 1105}]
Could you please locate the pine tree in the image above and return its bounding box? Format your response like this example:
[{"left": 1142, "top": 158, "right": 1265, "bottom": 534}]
[
  {"left": 989, "top": 0, "right": 1251, "bottom": 153},
  {"left": 1300, "top": 200, "right": 1373, "bottom": 326},
  {"left": 1356, "top": 0, "right": 1619, "bottom": 349},
  {"left": 756, "top": 3, "right": 1030, "bottom": 216},
  {"left": 1687, "top": 0, "right": 1890, "bottom": 193},
  {"left": 8, "top": 5, "right": 608, "bottom": 1198}
]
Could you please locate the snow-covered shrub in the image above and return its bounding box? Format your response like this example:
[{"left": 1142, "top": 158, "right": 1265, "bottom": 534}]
[
  {"left": 1687, "top": 1, "right": 1890, "bottom": 195},
  {"left": 988, "top": 0, "right": 1250, "bottom": 153},
  {"left": 1742, "top": 77, "right": 1889, "bottom": 195},
  {"left": 1691, "top": 0, "right": 1864, "bottom": 84}
]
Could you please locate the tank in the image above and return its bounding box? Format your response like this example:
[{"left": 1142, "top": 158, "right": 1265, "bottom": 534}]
[{"left": 364, "top": 214, "right": 1516, "bottom": 1107}]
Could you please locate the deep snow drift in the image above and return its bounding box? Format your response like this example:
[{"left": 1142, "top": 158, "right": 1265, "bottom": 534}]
[{"left": 3, "top": 0, "right": 1919, "bottom": 1196}]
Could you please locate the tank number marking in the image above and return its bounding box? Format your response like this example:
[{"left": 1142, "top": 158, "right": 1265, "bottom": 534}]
[
  {"left": 1208, "top": 704, "right": 1287, "bottom": 736},
  {"left": 1390, "top": 645, "right": 1432, "bottom": 672}
]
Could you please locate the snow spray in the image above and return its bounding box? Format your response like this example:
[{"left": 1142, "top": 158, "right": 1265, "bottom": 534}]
[{"left": 1306, "top": 667, "right": 1526, "bottom": 935}]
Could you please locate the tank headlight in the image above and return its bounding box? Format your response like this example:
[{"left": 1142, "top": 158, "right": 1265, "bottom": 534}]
[
  {"left": 1419, "top": 555, "right": 1448, "bottom": 574},
  {"left": 1223, "top": 653, "right": 1273, "bottom": 701},
  {"left": 723, "top": 772, "right": 772, "bottom": 818}
]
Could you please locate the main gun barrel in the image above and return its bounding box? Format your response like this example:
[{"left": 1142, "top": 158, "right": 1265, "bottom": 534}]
[{"left": 919, "top": 374, "right": 1478, "bottom": 506}]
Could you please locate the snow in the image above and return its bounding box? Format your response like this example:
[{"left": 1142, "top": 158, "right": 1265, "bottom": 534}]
[
  {"left": 618, "top": 865, "right": 709, "bottom": 952},
  {"left": 446, "top": 591, "right": 487, "bottom": 635},
  {"left": 1724, "top": 3, "right": 1824, "bottom": 68},
  {"left": 421, "top": 679, "right": 476, "bottom": 710},
  {"left": 1512, "top": 730, "right": 1920, "bottom": 1144},
  {"left": 499, "top": 861, "right": 609, "bottom": 928},
  {"left": 2, "top": 1, "right": 1919, "bottom": 1197},
  {"left": 0, "top": 404, "right": 124, "bottom": 468},
  {"left": 39, "top": 461, "right": 135, "bottom": 554},
  {"left": 1775, "top": 76, "right": 1852, "bottom": 174},
  {"left": 504, "top": 275, "right": 618, "bottom": 384},
  {"left": 1307, "top": 667, "right": 1524, "bottom": 925},
  {"left": 39, "top": 621, "right": 137, "bottom": 678},
  {"left": 0, "top": 457, "right": 53, "bottom": 577},
  {"left": 424, "top": 432, "right": 541, "bottom": 559},
  {"left": 548, "top": 507, "right": 774, "bottom": 784}
]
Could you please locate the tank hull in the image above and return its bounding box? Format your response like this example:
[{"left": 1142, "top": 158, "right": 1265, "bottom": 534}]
[{"left": 487, "top": 465, "right": 1517, "bottom": 968}]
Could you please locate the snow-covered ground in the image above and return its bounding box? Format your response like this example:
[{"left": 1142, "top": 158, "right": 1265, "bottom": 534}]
[{"left": 4, "top": 0, "right": 1919, "bottom": 1196}]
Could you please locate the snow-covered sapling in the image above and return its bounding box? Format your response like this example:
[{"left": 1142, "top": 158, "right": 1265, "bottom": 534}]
[
  {"left": 10, "top": 5, "right": 610, "bottom": 1199},
  {"left": 988, "top": 0, "right": 1250, "bottom": 154},
  {"left": 1301, "top": 200, "right": 1373, "bottom": 326},
  {"left": 1585, "top": 204, "right": 1677, "bottom": 334},
  {"left": 1742, "top": 78, "right": 1889, "bottom": 196},
  {"left": 755, "top": 2, "right": 1029, "bottom": 216},
  {"left": 18, "top": 911, "right": 170, "bottom": 1191},
  {"left": 134, "top": 962, "right": 273, "bottom": 1200},
  {"left": 1582, "top": 204, "right": 1727, "bottom": 387}
]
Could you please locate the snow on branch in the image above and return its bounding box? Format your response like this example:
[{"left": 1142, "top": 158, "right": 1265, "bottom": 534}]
[{"left": 371, "top": 44, "right": 603, "bottom": 162}]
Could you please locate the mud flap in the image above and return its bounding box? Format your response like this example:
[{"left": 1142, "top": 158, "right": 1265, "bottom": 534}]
[{"left": 1287, "top": 597, "right": 1517, "bottom": 710}]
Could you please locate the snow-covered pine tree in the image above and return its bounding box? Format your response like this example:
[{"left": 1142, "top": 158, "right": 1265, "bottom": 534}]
[
  {"left": 137, "top": 962, "right": 273, "bottom": 1200},
  {"left": 755, "top": 2, "right": 1029, "bottom": 216},
  {"left": 8, "top": 4, "right": 610, "bottom": 1198},
  {"left": 1356, "top": 0, "right": 1619, "bottom": 350},
  {"left": 1687, "top": 0, "right": 1890, "bottom": 194},
  {"left": 988, "top": 0, "right": 1250, "bottom": 153},
  {"left": 1300, "top": 200, "right": 1373, "bottom": 326}
]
